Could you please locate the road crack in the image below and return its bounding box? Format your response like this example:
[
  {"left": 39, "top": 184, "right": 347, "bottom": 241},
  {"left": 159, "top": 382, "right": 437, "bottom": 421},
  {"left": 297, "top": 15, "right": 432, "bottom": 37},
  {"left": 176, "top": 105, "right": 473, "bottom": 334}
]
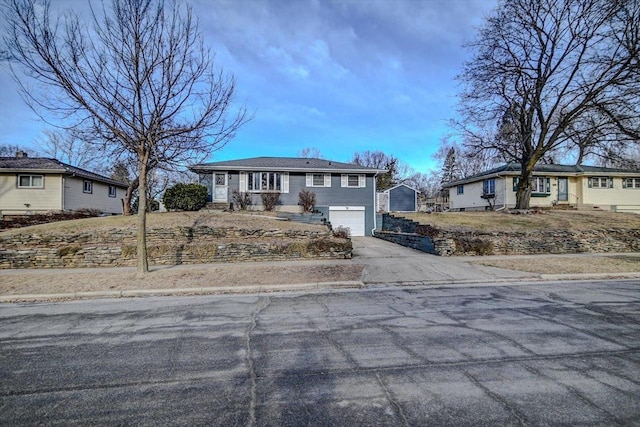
[{"left": 245, "top": 296, "right": 270, "bottom": 427}]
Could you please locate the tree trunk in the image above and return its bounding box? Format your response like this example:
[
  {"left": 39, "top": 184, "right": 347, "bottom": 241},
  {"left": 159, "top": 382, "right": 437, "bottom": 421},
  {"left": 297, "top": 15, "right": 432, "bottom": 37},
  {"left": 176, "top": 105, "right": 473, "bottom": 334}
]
[
  {"left": 123, "top": 177, "right": 139, "bottom": 216},
  {"left": 136, "top": 157, "right": 149, "bottom": 276},
  {"left": 514, "top": 164, "right": 534, "bottom": 210}
]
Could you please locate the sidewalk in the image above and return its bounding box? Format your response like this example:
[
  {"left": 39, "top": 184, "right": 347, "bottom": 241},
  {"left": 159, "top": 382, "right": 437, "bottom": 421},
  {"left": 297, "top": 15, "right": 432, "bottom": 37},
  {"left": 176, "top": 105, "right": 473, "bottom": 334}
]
[{"left": 1, "top": 239, "right": 639, "bottom": 302}]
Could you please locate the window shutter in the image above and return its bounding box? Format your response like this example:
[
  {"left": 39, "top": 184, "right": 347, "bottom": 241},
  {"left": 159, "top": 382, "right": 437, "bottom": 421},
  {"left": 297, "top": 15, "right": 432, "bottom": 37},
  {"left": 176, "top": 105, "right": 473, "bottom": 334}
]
[
  {"left": 282, "top": 173, "right": 289, "bottom": 193},
  {"left": 622, "top": 179, "right": 627, "bottom": 188},
  {"left": 359, "top": 175, "right": 366, "bottom": 188},
  {"left": 609, "top": 177, "right": 614, "bottom": 188},
  {"left": 306, "top": 173, "right": 312, "bottom": 187},
  {"left": 239, "top": 172, "right": 247, "bottom": 192},
  {"left": 341, "top": 174, "right": 347, "bottom": 187},
  {"left": 512, "top": 177, "right": 518, "bottom": 191},
  {"left": 324, "top": 173, "right": 331, "bottom": 187},
  {"left": 588, "top": 177, "right": 593, "bottom": 188},
  {"left": 546, "top": 178, "right": 550, "bottom": 193}
]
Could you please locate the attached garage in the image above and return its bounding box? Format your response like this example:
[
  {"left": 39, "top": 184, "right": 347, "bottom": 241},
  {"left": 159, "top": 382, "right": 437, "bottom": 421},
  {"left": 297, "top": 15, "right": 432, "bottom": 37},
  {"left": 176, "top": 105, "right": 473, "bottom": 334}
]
[{"left": 329, "top": 206, "right": 365, "bottom": 236}]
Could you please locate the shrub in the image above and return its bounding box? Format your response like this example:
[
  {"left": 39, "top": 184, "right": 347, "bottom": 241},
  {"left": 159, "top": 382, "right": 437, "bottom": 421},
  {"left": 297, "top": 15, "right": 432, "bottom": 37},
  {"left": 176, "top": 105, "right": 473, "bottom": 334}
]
[
  {"left": 332, "top": 226, "right": 351, "bottom": 239},
  {"left": 299, "top": 190, "right": 316, "bottom": 213},
  {"left": 162, "top": 183, "right": 208, "bottom": 211},
  {"left": 261, "top": 192, "right": 280, "bottom": 211},
  {"left": 232, "top": 190, "right": 252, "bottom": 210},
  {"left": 454, "top": 237, "right": 494, "bottom": 255}
]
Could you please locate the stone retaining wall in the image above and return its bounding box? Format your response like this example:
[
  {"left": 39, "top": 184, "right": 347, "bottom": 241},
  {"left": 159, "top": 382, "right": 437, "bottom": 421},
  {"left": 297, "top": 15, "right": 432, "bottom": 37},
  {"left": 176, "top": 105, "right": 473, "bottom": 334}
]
[
  {"left": 377, "top": 214, "right": 640, "bottom": 256},
  {"left": 0, "top": 226, "right": 351, "bottom": 269}
]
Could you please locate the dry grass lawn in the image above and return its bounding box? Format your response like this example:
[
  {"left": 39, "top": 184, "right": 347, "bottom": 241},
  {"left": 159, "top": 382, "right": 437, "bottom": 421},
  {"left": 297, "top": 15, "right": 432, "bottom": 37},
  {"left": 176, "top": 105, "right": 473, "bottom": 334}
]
[
  {"left": 0, "top": 211, "right": 323, "bottom": 237},
  {"left": 401, "top": 210, "right": 640, "bottom": 233},
  {"left": 474, "top": 254, "right": 640, "bottom": 274},
  {"left": 0, "top": 262, "right": 364, "bottom": 296}
]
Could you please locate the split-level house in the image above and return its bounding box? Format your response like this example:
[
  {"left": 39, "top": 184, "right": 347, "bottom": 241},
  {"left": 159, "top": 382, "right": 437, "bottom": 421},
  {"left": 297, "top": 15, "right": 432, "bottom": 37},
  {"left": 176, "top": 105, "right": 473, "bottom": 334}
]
[
  {"left": 0, "top": 151, "right": 127, "bottom": 215},
  {"left": 189, "top": 157, "right": 386, "bottom": 236},
  {"left": 443, "top": 163, "right": 640, "bottom": 213}
]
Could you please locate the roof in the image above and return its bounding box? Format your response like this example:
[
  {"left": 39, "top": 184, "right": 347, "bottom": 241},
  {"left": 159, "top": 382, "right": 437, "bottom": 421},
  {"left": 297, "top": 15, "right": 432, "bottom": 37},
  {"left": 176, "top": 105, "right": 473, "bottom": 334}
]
[
  {"left": 190, "top": 156, "right": 386, "bottom": 174},
  {"left": 0, "top": 156, "right": 128, "bottom": 187},
  {"left": 443, "top": 162, "right": 640, "bottom": 188},
  {"left": 380, "top": 183, "right": 418, "bottom": 193}
]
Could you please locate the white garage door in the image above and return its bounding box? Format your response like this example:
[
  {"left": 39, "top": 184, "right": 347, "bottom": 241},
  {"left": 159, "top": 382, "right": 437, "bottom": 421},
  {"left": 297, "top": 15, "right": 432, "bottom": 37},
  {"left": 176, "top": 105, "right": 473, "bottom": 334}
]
[{"left": 329, "top": 206, "right": 365, "bottom": 236}]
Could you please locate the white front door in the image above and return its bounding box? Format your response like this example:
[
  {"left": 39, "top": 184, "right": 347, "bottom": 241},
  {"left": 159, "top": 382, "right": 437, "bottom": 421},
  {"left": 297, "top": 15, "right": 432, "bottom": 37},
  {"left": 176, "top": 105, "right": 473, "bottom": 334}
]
[{"left": 213, "top": 172, "right": 228, "bottom": 202}]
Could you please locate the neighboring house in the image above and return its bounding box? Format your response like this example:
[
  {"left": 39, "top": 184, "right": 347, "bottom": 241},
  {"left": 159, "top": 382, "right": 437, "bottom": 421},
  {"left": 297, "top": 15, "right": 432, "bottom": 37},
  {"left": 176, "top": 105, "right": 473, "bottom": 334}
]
[
  {"left": 443, "top": 163, "right": 640, "bottom": 213},
  {"left": 0, "top": 151, "right": 127, "bottom": 215},
  {"left": 189, "top": 157, "right": 386, "bottom": 236},
  {"left": 377, "top": 184, "right": 418, "bottom": 212}
]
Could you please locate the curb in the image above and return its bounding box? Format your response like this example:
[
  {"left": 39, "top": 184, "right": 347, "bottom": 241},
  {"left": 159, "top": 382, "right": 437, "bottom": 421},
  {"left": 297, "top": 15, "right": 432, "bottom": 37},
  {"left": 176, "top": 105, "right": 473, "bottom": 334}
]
[
  {"left": 539, "top": 272, "right": 640, "bottom": 281},
  {"left": 0, "top": 280, "right": 364, "bottom": 303}
]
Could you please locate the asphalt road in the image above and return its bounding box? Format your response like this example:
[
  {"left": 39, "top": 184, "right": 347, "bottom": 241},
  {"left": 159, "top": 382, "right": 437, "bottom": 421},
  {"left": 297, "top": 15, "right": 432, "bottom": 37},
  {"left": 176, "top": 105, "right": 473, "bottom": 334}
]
[{"left": 1, "top": 280, "right": 639, "bottom": 426}]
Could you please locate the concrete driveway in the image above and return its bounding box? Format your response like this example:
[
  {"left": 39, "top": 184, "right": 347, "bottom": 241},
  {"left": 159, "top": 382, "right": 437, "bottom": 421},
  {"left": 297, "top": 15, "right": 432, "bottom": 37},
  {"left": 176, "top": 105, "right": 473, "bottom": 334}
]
[{"left": 351, "top": 237, "right": 533, "bottom": 285}]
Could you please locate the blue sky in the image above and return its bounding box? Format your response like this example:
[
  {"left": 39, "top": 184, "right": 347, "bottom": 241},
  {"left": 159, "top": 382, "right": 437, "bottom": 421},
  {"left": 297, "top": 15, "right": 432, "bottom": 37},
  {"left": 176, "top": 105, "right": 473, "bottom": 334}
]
[{"left": 0, "top": 0, "right": 497, "bottom": 173}]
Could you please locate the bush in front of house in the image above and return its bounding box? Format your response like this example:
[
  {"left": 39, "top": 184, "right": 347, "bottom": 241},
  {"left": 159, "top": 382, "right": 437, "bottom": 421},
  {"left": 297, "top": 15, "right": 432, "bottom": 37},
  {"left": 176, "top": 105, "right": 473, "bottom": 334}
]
[
  {"left": 163, "top": 183, "right": 208, "bottom": 211},
  {"left": 232, "top": 190, "right": 252, "bottom": 210},
  {"left": 332, "top": 226, "right": 351, "bottom": 239},
  {"left": 261, "top": 192, "right": 280, "bottom": 211},
  {"left": 299, "top": 190, "right": 316, "bottom": 213}
]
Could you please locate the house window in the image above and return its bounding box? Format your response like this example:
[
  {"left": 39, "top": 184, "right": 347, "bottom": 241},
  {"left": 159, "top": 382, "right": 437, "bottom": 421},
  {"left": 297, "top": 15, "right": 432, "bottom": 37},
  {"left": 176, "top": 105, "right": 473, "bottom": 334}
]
[
  {"left": 248, "top": 172, "right": 282, "bottom": 192},
  {"left": 83, "top": 180, "right": 93, "bottom": 194},
  {"left": 457, "top": 185, "right": 464, "bottom": 195},
  {"left": 483, "top": 178, "right": 495, "bottom": 196},
  {"left": 589, "top": 176, "right": 612, "bottom": 189},
  {"left": 512, "top": 177, "right": 550, "bottom": 193},
  {"left": 342, "top": 174, "right": 365, "bottom": 188},
  {"left": 108, "top": 185, "right": 117, "bottom": 198},
  {"left": 622, "top": 177, "right": 640, "bottom": 189},
  {"left": 306, "top": 173, "right": 331, "bottom": 187},
  {"left": 532, "top": 177, "right": 550, "bottom": 194},
  {"left": 17, "top": 174, "right": 44, "bottom": 188}
]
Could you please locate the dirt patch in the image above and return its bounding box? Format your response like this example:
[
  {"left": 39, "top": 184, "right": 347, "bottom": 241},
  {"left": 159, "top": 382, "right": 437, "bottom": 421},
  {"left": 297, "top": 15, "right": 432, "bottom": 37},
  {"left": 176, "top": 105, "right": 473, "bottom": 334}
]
[
  {"left": 473, "top": 254, "right": 640, "bottom": 274},
  {"left": 0, "top": 262, "right": 364, "bottom": 296}
]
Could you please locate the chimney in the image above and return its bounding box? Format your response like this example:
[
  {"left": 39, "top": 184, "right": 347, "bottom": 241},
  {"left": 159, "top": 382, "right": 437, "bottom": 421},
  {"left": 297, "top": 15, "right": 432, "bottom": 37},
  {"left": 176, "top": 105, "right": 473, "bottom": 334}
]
[{"left": 16, "top": 151, "right": 28, "bottom": 158}]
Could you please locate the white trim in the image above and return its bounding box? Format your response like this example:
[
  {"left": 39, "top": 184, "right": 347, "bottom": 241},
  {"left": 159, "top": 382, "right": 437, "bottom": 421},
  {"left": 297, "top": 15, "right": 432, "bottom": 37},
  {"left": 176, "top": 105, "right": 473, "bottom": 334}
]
[
  {"left": 17, "top": 174, "right": 44, "bottom": 189},
  {"left": 329, "top": 206, "right": 365, "bottom": 211},
  {"left": 239, "top": 171, "right": 247, "bottom": 192},
  {"left": 341, "top": 173, "right": 365, "bottom": 188}
]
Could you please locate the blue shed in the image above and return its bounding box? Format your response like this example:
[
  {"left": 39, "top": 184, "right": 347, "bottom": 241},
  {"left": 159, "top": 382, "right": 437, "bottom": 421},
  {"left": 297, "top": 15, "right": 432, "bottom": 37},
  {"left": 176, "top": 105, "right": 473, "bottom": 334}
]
[{"left": 378, "top": 184, "right": 418, "bottom": 212}]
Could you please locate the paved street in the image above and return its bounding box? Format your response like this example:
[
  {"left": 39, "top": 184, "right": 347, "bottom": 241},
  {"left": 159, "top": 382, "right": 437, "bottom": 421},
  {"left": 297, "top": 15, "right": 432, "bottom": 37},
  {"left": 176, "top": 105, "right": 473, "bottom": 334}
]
[{"left": 1, "top": 280, "right": 639, "bottom": 426}]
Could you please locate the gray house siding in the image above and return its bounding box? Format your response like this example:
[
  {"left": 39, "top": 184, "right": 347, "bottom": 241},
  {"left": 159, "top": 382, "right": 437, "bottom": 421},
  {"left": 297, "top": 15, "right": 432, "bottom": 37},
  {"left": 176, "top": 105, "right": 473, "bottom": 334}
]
[
  {"left": 389, "top": 185, "right": 417, "bottom": 212},
  {"left": 198, "top": 171, "right": 377, "bottom": 235}
]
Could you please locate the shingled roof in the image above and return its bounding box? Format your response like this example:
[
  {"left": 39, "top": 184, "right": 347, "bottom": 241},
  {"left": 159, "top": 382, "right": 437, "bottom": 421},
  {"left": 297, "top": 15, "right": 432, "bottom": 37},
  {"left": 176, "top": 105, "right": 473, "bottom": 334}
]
[
  {"left": 442, "top": 162, "right": 640, "bottom": 187},
  {"left": 190, "top": 156, "right": 386, "bottom": 173},
  {"left": 0, "top": 156, "right": 128, "bottom": 187}
]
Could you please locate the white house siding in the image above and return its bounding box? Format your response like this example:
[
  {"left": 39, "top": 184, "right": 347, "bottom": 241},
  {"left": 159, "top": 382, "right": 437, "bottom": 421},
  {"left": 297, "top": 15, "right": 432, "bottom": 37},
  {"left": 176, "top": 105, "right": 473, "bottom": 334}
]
[
  {"left": 580, "top": 177, "right": 640, "bottom": 212},
  {"left": 63, "top": 177, "right": 124, "bottom": 214},
  {"left": 450, "top": 179, "right": 506, "bottom": 211},
  {"left": 0, "top": 173, "right": 63, "bottom": 214}
]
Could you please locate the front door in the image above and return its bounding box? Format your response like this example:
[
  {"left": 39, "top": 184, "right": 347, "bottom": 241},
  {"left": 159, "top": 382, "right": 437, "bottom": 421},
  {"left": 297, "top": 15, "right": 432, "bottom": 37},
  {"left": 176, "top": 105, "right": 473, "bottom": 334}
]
[
  {"left": 213, "top": 172, "right": 228, "bottom": 202},
  {"left": 558, "top": 177, "right": 568, "bottom": 202}
]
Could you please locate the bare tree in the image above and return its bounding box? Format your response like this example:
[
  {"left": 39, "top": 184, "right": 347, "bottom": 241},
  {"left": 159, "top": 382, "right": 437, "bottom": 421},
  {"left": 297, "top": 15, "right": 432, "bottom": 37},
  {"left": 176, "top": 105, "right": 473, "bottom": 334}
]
[
  {"left": 458, "top": 0, "right": 640, "bottom": 209},
  {"left": 0, "top": 144, "right": 37, "bottom": 157},
  {"left": 351, "top": 150, "right": 415, "bottom": 190},
  {"left": 36, "top": 129, "right": 105, "bottom": 171},
  {"left": 298, "top": 147, "right": 324, "bottom": 159},
  {"left": 4, "top": 0, "right": 249, "bottom": 274},
  {"left": 434, "top": 136, "right": 496, "bottom": 179}
]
